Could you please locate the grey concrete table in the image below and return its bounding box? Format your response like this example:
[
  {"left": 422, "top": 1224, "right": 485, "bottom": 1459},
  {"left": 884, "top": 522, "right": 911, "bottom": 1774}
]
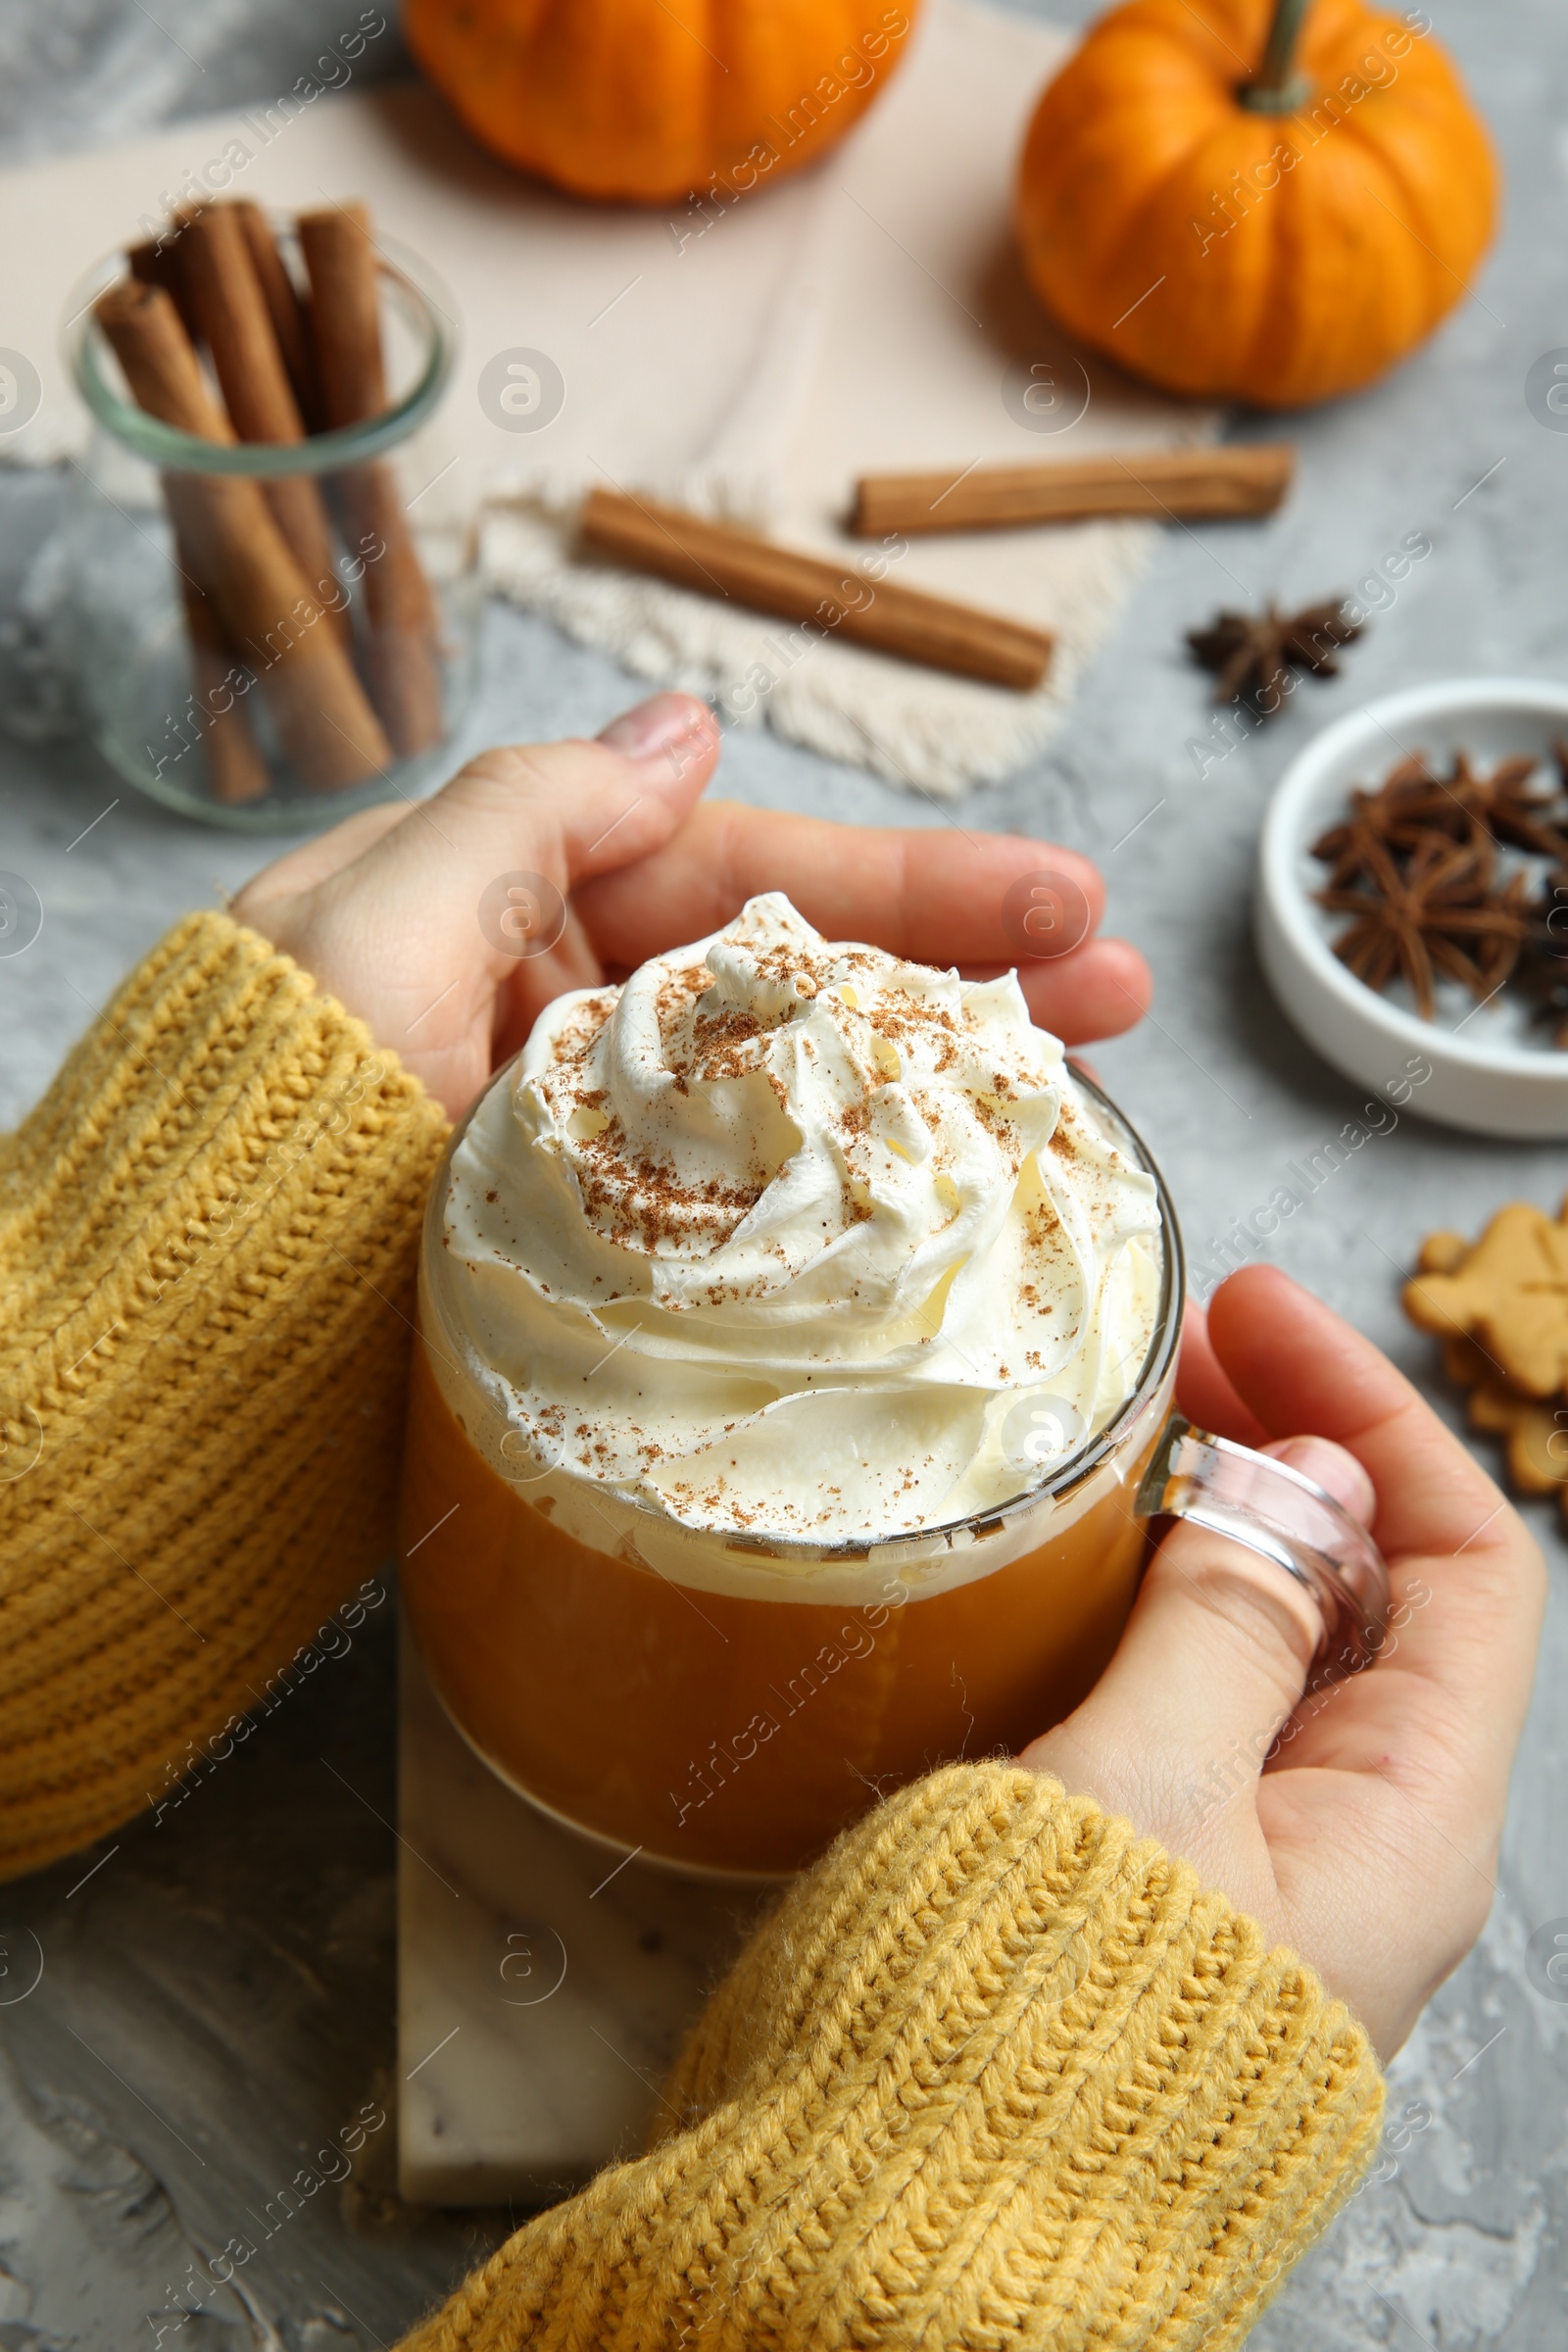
[{"left": 1, "top": 3, "right": 1565, "bottom": 2345}]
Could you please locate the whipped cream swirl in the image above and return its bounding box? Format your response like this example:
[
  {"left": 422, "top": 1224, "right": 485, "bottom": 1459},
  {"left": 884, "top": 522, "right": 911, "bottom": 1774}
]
[{"left": 439, "top": 895, "right": 1161, "bottom": 1542}]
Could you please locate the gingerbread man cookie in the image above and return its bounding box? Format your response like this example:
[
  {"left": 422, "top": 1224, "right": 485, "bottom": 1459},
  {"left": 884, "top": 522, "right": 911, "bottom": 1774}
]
[
  {"left": 1467, "top": 1382, "right": 1568, "bottom": 1512},
  {"left": 1404, "top": 1198, "right": 1568, "bottom": 1397}
]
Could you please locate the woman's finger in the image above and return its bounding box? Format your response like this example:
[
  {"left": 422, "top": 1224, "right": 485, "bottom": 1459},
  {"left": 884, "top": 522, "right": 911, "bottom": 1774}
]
[
  {"left": 1019, "top": 1494, "right": 1330, "bottom": 1920},
  {"left": 1176, "top": 1301, "right": 1271, "bottom": 1446},
  {"left": 313, "top": 708, "right": 717, "bottom": 1000},
  {"left": 448, "top": 699, "right": 721, "bottom": 901},
  {"left": 1051, "top": 1433, "right": 1370, "bottom": 1809},
  {"left": 1205, "top": 1265, "right": 1544, "bottom": 1744},
  {"left": 230, "top": 696, "right": 720, "bottom": 1118},
  {"left": 232, "top": 799, "right": 410, "bottom": 916},
  {"left": 235, "top": 694, "right": 719, "bottom": 948},
  {"left": 1206, "top": 1266, "right": 1506, "bottom": 1559},
  {"left": 572, "top": 799, "right": 1107, "bottom": 969},
  {"left": 1004, "top": 936, "right": 1153, "bottom": 1043},
  {"left": 492, "top": 903, "right": 606, "bottom": 1068},
  {"left": 1266, "top": 1432, "right": 1377, "bottom": 1525},
  {"left": 1059, "top": 1507, "right": 1326, "bottom": 1773}
]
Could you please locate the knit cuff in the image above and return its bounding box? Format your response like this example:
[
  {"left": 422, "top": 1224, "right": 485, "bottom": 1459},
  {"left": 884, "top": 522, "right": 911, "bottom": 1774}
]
[
  {"left": 402, "top": 1762, "right": 1383, "bottom": 2350},
  {"left": 0, "top": 910, "right": 450, "bottom": 1881},
  {"left": 665, "top": 1760, "right": 1384, "bottom": 2349}
]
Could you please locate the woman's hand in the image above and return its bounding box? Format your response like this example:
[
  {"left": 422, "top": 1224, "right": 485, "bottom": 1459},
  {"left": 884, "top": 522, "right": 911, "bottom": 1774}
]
[
  {"left": 1023, "top": 1264, "right": 1545, "bottom": 2061},
  {"left": 231, "top": 691, "right": 1152, "bottom": 1116}
]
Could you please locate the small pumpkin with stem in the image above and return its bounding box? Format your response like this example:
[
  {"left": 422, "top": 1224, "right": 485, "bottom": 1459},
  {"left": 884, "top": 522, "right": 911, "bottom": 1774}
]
[
  {"left": 406, "top": 0, "right": 924, "bottom": 206},
  {"left": 1014, "top": 0, "right": 1497, "bottom": 409}
]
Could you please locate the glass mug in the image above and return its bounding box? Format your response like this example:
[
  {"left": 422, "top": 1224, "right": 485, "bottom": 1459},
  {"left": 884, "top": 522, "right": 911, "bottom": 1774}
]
[{"left": 399, "top": 1069, "right": 1388, "bottom": 1878}]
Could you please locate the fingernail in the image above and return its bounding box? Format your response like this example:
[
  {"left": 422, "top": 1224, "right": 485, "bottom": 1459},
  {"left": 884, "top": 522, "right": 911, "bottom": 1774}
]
[
  {"left": 1267, "top": 1436, "right": 1378, "bottom": 1528},
  {"left": 597, "top": 692, "right": 710, "bottom": 765}
]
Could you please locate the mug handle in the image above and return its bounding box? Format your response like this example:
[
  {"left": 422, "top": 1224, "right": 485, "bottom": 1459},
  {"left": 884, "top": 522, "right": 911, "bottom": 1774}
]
[{"left": 1134, "top": 1416, "right": 1391, "bottom": 1679}]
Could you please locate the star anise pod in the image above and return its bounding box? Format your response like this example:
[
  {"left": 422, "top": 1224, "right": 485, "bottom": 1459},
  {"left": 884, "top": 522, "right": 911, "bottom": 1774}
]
[
  {"left": 1311, "top": 757, "right": 1462, "bottom": 887},
  {"left": 1316, "top": 830, "right": 1528, "bottom": 1021},
  {"left": 1187, "top": 597, "right": 1361, "bottom": 719},
  {"left": 1471, "top": 867, "right": 1535, "bottom": 993},
  {"left": 1394, "top": 751, "right": 1568, "bottom": 861}
]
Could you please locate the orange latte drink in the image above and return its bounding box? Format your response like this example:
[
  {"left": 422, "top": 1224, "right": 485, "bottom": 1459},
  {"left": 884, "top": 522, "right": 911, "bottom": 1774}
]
[{"left": 400, "top": 895, "right": 1178, "bottom": 1876}]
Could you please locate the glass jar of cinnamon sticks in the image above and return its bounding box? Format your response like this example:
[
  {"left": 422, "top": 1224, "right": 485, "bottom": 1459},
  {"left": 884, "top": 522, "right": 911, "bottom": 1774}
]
[{"left": 60, "top": 201, "right": 479, "bottom": 829}]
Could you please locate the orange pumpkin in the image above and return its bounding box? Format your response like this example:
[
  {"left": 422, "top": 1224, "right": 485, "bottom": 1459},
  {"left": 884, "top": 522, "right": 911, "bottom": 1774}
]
[
  {"left": 406, "top": 0, "right": 924, "bottom": 205},
  {"left": 1015, "top": 0, "right": 1498, "bottom": 409}
]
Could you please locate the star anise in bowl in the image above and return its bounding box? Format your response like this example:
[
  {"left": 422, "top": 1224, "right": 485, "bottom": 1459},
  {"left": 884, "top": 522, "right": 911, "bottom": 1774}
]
[
  {"left": 1311, "top": 756, "right": 1482, "bottom": 888},
  {"left": 1373, "top": 749, "right": 1568, "bottom": 861},
  {"left": 1316, "top": 830, "right": 1526, "bottom": 1021},
  {"left": 1310, "top": 747, "right": 1568, "bottom": 1037},
  {"left": 1188, "top": 597, "right": 1362, "bottom": 719}
]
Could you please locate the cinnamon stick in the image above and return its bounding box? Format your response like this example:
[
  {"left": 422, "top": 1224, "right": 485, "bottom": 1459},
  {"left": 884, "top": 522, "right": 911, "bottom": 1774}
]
[
  {"left": 132, "top": 220, "right": 269, "bottom": 799},
  {"left": 579, "top": 488, "right": 1054, "bottom": 692},
  {"left": 94, "top": 276, "right": 392, "bottom": 792},
  {"left": 298, "top": 204, "right": 386, "bottom": 419},
  {"left": 180, "top": 579, "right": 270, "bottom": 804},
  {"left": 297, "top": 203, "right": 444, "bottom": 757},
  {"left": 852, "top": 444, "right": 1296, "bottom": 537},
  {"left": 177, "top": 205, "right": 350, "bottom": 651},
  {"left": 128, "top": 233, "right": 200, "bottom": 343},
  {"left": 231, "top": 200, "right": 321, "bottom": 430}
]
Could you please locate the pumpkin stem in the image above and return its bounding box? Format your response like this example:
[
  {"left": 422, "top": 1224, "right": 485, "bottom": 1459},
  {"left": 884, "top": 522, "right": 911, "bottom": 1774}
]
[{"left": 1240, "top": 0, "right": 1312, "bottom": 113}]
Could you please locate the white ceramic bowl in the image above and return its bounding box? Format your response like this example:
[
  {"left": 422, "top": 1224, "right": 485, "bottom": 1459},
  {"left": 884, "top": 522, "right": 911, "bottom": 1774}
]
[{"left": 1255, "top": 679, "right": 1568, "bottom": 1139}]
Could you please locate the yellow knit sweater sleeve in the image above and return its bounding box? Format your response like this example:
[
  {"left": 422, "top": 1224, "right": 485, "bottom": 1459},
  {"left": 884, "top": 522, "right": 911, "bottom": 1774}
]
[
  {"left": 403, "top": 1762, "right": 1383, "bottom": 2352},
  {"left": 0, "top": 910, "right": 449, "bottom": 1881}
]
